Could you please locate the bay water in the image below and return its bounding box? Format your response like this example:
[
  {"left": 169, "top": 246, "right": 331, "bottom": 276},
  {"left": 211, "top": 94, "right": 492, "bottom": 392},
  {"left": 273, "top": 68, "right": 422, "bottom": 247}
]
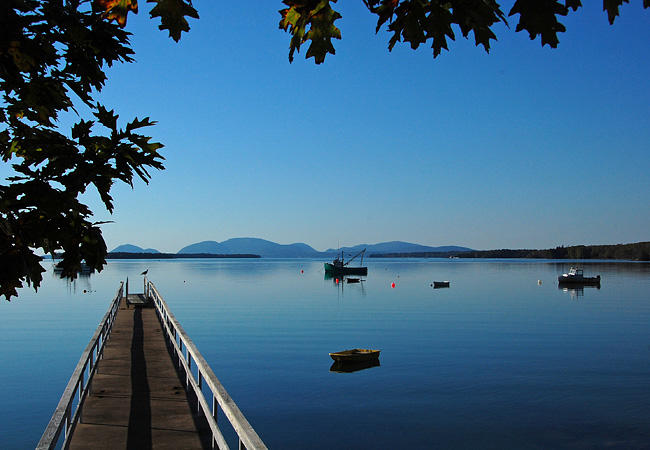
[{"left": 1, "top": 258, "right": 649, "bottom": 449}]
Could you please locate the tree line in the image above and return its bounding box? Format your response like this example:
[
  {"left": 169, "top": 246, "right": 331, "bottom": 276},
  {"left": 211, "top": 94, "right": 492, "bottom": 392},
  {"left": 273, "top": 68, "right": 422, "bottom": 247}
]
[{"left": 370, "top": 242, "right": 650, "bottom": 261}]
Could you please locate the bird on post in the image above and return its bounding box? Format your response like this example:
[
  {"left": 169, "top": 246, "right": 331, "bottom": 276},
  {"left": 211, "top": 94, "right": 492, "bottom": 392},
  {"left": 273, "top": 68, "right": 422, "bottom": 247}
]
[{"left": 141, "top": 269, "right": 148, "bottom": 275}]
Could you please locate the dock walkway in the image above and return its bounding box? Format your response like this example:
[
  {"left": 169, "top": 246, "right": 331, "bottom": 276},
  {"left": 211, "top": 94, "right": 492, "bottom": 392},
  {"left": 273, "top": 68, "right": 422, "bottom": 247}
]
[{"left": 67, "top": 297, "right": 211, "bottom": 449}]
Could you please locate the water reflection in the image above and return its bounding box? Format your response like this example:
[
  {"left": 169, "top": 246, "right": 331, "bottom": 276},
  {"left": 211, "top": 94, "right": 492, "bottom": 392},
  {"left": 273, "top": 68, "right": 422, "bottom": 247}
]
[
  {"left": 50, "top": 264, "right": 94, "bottom": 294},
  {"left": 558, "top": 283, "right": 600, "bottom": 299},
  {"left": 8, "top": 258, "right": 650, "bottom": 450},
  {"left": 324, "top": 273, "right": 366, "bottom": 296},
  {"left": 330, "top": 359, "right": 380, "bottom": 373}
]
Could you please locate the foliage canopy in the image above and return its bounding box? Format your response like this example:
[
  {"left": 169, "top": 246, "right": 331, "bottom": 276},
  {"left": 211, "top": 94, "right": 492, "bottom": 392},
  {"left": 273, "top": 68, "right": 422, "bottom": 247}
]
[
  {"left": 278, "top": 1, "right": 649, "bottom": 63},
  {"left": 1, "top": 0, "right": 647, "bottom": 299}
]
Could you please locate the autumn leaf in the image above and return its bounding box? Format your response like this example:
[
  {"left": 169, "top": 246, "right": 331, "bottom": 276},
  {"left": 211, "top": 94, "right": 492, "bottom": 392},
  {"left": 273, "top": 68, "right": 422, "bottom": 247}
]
[{"left": 93, "top": 0, "right": 139, "bottom": 27}]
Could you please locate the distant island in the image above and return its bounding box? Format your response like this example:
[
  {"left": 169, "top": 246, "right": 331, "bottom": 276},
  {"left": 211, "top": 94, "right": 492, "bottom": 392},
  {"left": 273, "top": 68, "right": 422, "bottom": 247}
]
[
  {"left": 371, "top": 241, "right": 650, "bottom": 261},
  {"left": 107, "top": 252, "right": 260, "bottom": 259},
  {"left": 109, "top": 239, "right": 650, "bottom": 261}
]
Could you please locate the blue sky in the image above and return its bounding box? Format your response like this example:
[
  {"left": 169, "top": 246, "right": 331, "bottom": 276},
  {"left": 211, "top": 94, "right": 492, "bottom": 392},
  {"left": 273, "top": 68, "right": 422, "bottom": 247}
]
[{"left": 9, "top": 1, "right": 650, "bottom": 253}]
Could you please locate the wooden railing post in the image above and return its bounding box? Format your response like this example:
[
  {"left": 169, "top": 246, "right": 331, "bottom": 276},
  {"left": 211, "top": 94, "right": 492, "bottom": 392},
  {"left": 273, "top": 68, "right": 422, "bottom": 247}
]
[
  {"left": 147, "top": 282, "right": 267, "bottom": 450},
  {"left": 37, "top": 282, "right": 124, "bottom": 450}
]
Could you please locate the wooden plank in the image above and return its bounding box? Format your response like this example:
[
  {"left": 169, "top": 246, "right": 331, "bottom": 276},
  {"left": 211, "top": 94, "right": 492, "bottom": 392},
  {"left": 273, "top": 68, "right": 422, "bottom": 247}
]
[
  {"left": 66, "top": 299, "right": 212, "bottom": 449},
  {"left": 126, "top": 293, "right": 149, "bottom": 306}
]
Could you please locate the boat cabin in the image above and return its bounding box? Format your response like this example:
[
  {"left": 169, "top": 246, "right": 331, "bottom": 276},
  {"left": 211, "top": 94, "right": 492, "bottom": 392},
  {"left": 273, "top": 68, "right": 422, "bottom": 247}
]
[{"left": 568, "top": 267, "right": 583, "bottom": 277}]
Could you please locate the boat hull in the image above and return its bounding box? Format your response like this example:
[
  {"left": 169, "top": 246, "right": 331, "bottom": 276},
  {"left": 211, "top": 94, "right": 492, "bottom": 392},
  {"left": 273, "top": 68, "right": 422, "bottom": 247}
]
[
  {"left": 324, "top": 263, "right": 368, "bottom": 276},
  {"left": 329, "top": 349, "right": 380, "bottom": 363},
  {"left": 558, "top": 275, "right": 600, "bottom": 285},
  {"left": 433, "top": 281, "right": 450, "bottom": 288}
]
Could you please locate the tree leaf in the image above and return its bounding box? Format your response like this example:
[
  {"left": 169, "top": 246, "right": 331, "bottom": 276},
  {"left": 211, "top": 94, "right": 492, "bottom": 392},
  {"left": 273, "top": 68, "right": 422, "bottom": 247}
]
[
  {"left": 365, "top": 1, "right": 506, "bottom": 58},
  {"left": 1, "top": 0, "right": 166, "bottom": 299},
  {"left": 147, "top": 0, "right": 199, "bottom": 42},
  {"left": 93, "top": 0, "right": 139, "bottom": 27},
  {"left": 509, "top": 0, "right": 568, "bottom": 48},
  {"left": 279, "top": 0, "right": 342, "bottom": 63}
]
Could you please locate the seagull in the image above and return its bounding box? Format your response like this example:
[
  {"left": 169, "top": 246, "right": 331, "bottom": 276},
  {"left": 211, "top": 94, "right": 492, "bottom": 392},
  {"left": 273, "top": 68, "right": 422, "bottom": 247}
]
[{"left": 141, "top": 269, "right": 148, "bottom": 275}]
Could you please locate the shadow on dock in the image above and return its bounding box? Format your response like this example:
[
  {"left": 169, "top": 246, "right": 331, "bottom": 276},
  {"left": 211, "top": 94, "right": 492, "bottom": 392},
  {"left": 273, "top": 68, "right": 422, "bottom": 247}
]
[
  {"left": 67, "top": 299, "right": 212, "bottom": 450},
  {"left": 127, "top": 306, "right": 151, "bottom": 449}
]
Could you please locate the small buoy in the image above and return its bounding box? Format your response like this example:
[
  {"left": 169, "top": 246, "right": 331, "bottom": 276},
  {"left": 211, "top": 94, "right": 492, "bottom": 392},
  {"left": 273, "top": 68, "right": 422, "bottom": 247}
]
[
  {"left": 301, "top": 270, "right": 304, "bottom": 273},
  {"left": 335, "top": 278, "right": 339, "bottom": 284},
  {"left": 538, "top": 280, "right": 542, "bottom": 285},
  {"left": 391, "top": 282, "right": 396, "bottom": 288}
]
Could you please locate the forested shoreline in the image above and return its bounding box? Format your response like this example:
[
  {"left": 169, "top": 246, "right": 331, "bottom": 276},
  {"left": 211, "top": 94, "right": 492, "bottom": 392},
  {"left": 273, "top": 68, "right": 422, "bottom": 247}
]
[
  {"left": 370, "top": 242, "right": 650, "bottom": 261},
  {"left": 105, "top": 242, "right": 650, "bottom": 261}
]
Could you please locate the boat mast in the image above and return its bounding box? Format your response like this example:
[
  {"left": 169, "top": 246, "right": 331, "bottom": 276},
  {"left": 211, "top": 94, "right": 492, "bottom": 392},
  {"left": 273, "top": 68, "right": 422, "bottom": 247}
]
[
  {"left": 344, "top": 249, "right": 366, "bottom": 266},
  {"left": 338, "top": 238, "right": 342, "bottom": 265}
]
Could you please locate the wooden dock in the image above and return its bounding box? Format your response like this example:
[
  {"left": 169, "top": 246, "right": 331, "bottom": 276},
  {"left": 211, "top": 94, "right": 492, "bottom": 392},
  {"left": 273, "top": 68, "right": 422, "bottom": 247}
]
[
  {"left": 67, "top": 297, "right": 211, "bottom": 449},
  {"left": 38, "top": 281, "right": 267, "bottom": 450}
]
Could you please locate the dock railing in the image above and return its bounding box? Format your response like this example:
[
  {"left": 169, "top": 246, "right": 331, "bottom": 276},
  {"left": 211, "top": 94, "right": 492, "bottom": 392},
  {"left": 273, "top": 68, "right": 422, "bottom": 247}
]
[
  {"left": 37, "top": 282, "right": 124, "bottom": 450},
  {"left": 147, "top": 281, "right": 267, "bottom": 450}
]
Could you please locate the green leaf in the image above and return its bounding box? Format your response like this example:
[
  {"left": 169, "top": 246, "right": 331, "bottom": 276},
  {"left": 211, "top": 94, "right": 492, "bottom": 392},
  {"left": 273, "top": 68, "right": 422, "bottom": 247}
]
[
  {"left": 305, "top": 4, "right": 342, "bottom": 63},
  {"left": 509, "top": 0, "right": 568, "bottom": 48},
  {"left": 147, "top": 0, "right": 199, "bottom": 42},
  {"left": 602, "top": 0, "right": 650, "bottom": 24},
  {"left": 279, "top": 0, "right": 342, "bottom": 63},
  {"left": 71, "top": 120, "right": 94, "bottom": 140},
  {"left": 95, "top": 104, "right": 119, "bottom": 131},
  {"left": 1, "top": 0, "right": 166, "bottom": 300},
  {"left": 366, "top": 1, "right": 506, "bottom": 58}
]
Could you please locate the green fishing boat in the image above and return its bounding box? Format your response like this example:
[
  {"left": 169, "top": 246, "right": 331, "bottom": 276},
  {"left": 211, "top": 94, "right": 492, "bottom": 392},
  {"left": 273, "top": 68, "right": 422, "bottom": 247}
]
[{"left": 324, "top": 249, "right": 368, "bottom": 275}]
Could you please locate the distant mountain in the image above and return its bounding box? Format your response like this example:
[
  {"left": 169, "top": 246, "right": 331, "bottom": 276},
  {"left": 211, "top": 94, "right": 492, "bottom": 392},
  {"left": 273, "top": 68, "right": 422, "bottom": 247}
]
[
  {"left": 177, "top": 241, "right": 228, "bottom": 254},
  {"left": 111, "top": 244, "right": 160, "bottom": 254},
  {"left": 326, "top": 241, "right": 473, "bottom": 255},
  {"left": 177, "top": 238, "right": 320, "bottom": 258},
  {"left": 110, "top": 239, "right": 650, "bottom": 261},
  {"left": 113, "top": 239, "right": 472, "bottom": 258}
]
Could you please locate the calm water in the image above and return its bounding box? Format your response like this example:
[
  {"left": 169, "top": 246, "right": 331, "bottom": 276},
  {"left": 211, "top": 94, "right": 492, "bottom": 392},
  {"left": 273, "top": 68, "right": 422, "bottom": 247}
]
[{"left": 1, "top": 258, "right": 649, "bottom": 449}]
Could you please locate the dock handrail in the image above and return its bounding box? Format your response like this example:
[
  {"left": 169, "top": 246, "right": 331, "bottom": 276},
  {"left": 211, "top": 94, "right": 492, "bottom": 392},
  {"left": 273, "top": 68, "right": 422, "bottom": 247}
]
[
  {"left": 37, "top": 282, "right": 124, "bottom": 450},
  {"left": 147, "top": 281, "right": 267, "bottom": 450}
]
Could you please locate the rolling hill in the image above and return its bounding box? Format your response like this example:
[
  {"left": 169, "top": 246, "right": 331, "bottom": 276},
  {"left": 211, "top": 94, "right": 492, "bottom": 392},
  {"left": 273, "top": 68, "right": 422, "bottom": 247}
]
[
  {"left": 112, "top": 238, "right": 472, "bottom": 258},
  {"left": 177, "top": 238, "right": 320, "bottom": 258},
  {"left": 111, "top": 244, "right": 160, "bottom": 253}
]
